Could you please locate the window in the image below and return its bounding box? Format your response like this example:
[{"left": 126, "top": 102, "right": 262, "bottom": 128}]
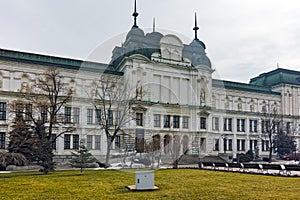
[
  {"left": 200, "top": 117, "right": 206, "bottom": 129},
  {"left": 41, "top": 106, "right": 48, "bottom": 123},
  {"left": 163, "top": 115, "right": 170, "bottom": 128},
  {"left": 0, "top": 132, "right": 5, "bottom": 149},
  {"left": 95, "top": 135, "right": 101, "bottom": 150},
  {"left": 73, "top": 107, "right": 80, "bottom": 124},
  {"left": 237, "top": 139, "right": 245, "bottom": 151},
  {"left": 223, "top": 118, "right": 232, "bottom": 131},
  {"left": 262, "top": 120, "right": 270, "bottom": 133},
  {"left": 250, "top": 140, "right": 258, "bottom": 151},
  {"left": 249, "top": 119, "right": 257, "bottom": 132},
  {"left": 223, "top": 138, "right": 232, "bottom": 151},
  {"left": 25, "top": 104, "right": 32, "bottom": 120},
  {"left": 0, "top": 102, "right": 6, "bottom": 120},
  {"left": 65, "top": 107, "right": 72, "bottom": 123},
  {"left": 237, "top": 119, "right": 245, "bottom": 132},
  {"left": 16, "top": 103, "right": 23, "bottom": 121},
  {"left": 87, "top": 109, "right": 93, "bottom": 124},
  {"left": 64, "top": 134, "right": 71, "bottom": 149},
  {"left": 182, "top": 116, "right": 189, "bottom": 129},
  {"left": 212, "top": 117, "right": 219, "bottom": 131},
  {"left": 50, "top": 134, "right": 56, "bottom": 150},
  {"left": 108, "top": 110, "right": 113, "bottom": 125},
  {"left": 173, "top": 116, "right": 180, "bottom": 128},
  {"left": 262, "top": 140, "right": 269, "bottom": 151},
  {"left": 154, "top": 114, "right": 161, "bottom": 127},
  {"left": 87, "top": 135, "right": 93, "bottom": 149},
  {"left": 73, "top": 135, "right": 79, "bottom": 149},
  {"left": 115, "top": 111, "right": 121, "bottom": 125},
  {"left": 115, "top": 135, "right": 121, "bottom": 149},
  {"left": 214, "top": 139, "right": 219, "bottom": 151},
  {"left": 136, "top": 113, "right": 143, "bottom": 126},
  {"left": 95, "top": 109, "right": 101, "bottom": 124},
  {"left": 228, "top": 139, "right": 232, "bottom": 151}
]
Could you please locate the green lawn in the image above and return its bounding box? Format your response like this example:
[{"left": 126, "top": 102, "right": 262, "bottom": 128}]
[{"left": 1, "top": 169, "right": 299, "bottom": 200}]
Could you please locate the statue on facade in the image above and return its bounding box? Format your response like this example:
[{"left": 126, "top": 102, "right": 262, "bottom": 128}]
[
  {"left": 136, "top": 80, "right": 142, "bottom": 100},
  {"left": 200, "top": 89, "right": 205, "bottom": 106}
]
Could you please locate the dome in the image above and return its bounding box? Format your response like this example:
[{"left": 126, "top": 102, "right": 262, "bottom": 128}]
[
  {"left": 126, "top": 27, "right": 145, "bottom": 40},
  {"left": 189, "top": 38, "right": 206, "bottom": 50},
  {"left": 146, "top": 31, "right": 163, "bottom": 40}
]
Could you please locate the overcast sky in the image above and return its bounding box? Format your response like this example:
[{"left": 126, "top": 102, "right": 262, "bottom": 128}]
[{"left": 1, "top": 0, "right": 300, "bottom": 83}]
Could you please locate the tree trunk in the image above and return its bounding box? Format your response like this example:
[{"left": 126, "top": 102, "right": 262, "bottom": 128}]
[{"left": 105, "top": 141, "right": 111, "bottom": 166}]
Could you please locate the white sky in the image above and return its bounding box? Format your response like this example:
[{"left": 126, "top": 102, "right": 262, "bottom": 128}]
[{"left": 1, "top": 0, "right": 300, "bottom": 83}]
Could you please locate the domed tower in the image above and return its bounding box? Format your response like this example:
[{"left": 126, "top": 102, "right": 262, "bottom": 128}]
[{"left": 183, "top": 13, "right": 213, "bottom": 107}]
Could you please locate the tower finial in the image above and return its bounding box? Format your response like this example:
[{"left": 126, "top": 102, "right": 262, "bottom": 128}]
[
  {"left": 132, "top": 0, "right": 139, "bottom": 28},
  {"left": 153, "top": 17, "right": 156, "bottom": 32},
  {"left": 193, "top": 12, "right": 199, "bottom": 40}
]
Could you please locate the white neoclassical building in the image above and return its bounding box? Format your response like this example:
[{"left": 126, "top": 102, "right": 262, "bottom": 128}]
[{"left": 0, "top": 6, "right": 299, "bottom": 162}]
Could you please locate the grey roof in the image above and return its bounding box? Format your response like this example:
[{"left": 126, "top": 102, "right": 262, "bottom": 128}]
[{"left": 250, "top": 68, "right": 300, "bottom": 87}]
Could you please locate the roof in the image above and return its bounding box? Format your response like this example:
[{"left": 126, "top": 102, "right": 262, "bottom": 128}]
[
  {"left": 213, "top": 79, "right": 280, "bottom": 95},
  {"left": 0, "top": 48, "right": 123, "bottom": 75},
  {"left": 250, "top": 68, "right": 300, "bottom": 87}
]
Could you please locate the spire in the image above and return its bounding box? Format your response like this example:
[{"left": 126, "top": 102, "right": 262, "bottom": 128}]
[
  {"left": 132, "top": 0, "right": 139, "bottom": 28},
  {"left": 153, "top": 17, "right": 156, "bottom": 32},
  {"left": 193, "top": 12, "right": 199, "bottom": 40}
]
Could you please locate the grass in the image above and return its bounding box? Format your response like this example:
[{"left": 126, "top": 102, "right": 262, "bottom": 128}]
[{"left": 1, "top": 169, "right": 300, "bottom": 200}]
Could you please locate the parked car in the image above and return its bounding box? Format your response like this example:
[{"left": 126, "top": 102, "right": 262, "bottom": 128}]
[{"left": 283, "top": 153, "right": 300, "bottom": 160}]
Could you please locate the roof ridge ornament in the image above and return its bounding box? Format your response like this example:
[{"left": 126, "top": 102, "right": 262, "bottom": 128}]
[
  {"left": 153, "top": 17, "right": 156, "bottom": 32},
  {"left": 193, "top": 12, "right": 199, "bottom": 40},
  {"left": 132, "top": 0, "right": 139, "bottom": 28}
]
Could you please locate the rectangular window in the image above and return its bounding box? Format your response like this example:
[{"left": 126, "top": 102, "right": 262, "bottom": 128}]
[
  {"left": 212, "top": 117, "right": 219, "bottom": 131},
  {"left": 214, "top": 139, "right": 219, "bottom": 151},
  {"left": 108, "top": 110, "right": 113, "bottom": 125},
  {"left": 115, "top": 135, "right": 120, "bottom": 149},
  {"left": 262, "top": 140, "right": 265, "bottom": 151},
  {"left": 0, "top": 102, "right": 6, "bottom": 120},
  {"left": 182, "top": 116, "right": 189, "bottom": 129},
  {"left": 73, "top": 107, "right": 80, "bottom": 124},
  {"left": 64, "top": 134, "right": 71, "bottom": 149},
  {"left": 65, "top": 107, "right": 72, "bottom": 123},
  {"left": 249, "top": 120, "right": 258, "bottom": 132},
  {"left": 163, "top": 115, "right": 170, "bottom": 128},
  {"left": 173, "top": 115, "right": 180, "bottom": 128},
  {"left": 41, "top": 106, "right": 48, "bottom": 123},
  {"left": 136, "top": 113, "right": 143, "bottom": 126},
  {"left": 223, "top": 118, "right": 232, "bottom": 131},
  {"left": 0, "top": 132, "right": 5, "bottom": 149},
  {"left": 241, "top": 140, "right": 245, "bottom": 151},
  {"left": 95, "top": 135, "right": 101, "bottom": 150},
  {"left": 50, "top": 134, "right": 56, "bottom": 150},
  {"left": 87, "top": 109, "right": 93, "bottom": 124},
  {"left": 73, "top": 134, "right": 79, "bottom": 149},
  {"left": 237, "top": 139, "right": 245, "bottom": 151},
  {"left": 87, "top": 135, "right": 93, "bottom": 149},
  {"left": 262, "top": 120, "right": 270, "bottom": 133},
  {"left": 25, "top": 104, "right": 32, "bottom": 121},
  {"left": 200, "top": 117, "right": 206, "bottom": 129},
  {"left": 95, "top": 109, "right": 101, "bottom": 124},
  {"left": 154, "top": 114, "right": 161, "bottom": 127},
  {"left": 237, "top": 119, "right": 245, "bottom": 132},
  {"left": 266, "top": 140, "right": 269, "bottom": 151},
  {"left": 228, "top": 139, "right": 232, "bottom": 151},
  {"left": 16, "top": 103, "right": 24, "bottom": 121},
  {"left": 115, "top": 111, "right": 120, "bottom": 125}
]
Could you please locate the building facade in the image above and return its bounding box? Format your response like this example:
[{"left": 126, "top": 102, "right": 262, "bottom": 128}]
[{"left": 0, "top": 8, "right": 299, "bottom": 162}]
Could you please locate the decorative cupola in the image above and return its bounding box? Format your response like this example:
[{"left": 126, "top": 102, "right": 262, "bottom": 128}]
[{"left": 183, "top": 13, "right": 211, "bottom": 69}]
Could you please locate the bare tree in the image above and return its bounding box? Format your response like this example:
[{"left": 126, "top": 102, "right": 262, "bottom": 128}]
[
  {"left": 261, "top": 109, "right": 298, "bottom": 162},
  {"left": 90, "top": 75, "right": 136, "bottom": 165},
  {"left": 9, "top": 67, "right": 74, "bottom": 173}
]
